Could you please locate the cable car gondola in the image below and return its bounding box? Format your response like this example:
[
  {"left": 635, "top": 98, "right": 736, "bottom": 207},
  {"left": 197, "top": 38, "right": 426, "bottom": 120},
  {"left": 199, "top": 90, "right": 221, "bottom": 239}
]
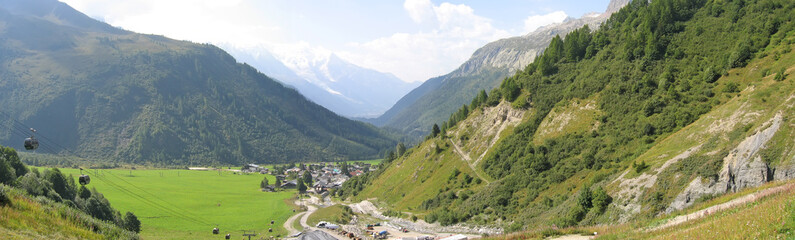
[
  {"left": 24, "top": 137, "right": 38, "bottom": 150},
  {"left": 79, "top": 175, "right": 91, "bottom": 185},
  {"left": 24, "top": 128, "right": 38, "bottom": 150},
  {"left": 78, "top": 168, "right": 91, "bottom": 185}
]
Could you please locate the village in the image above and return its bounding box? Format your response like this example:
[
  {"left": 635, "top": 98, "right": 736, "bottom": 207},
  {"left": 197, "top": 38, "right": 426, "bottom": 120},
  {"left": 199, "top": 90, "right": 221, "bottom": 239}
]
[
  {"left": 241, "top": 162, "right": 373, "bottom": 195},
  {"left": 234, "top": 162, "right": 482, "bottom": 240}
]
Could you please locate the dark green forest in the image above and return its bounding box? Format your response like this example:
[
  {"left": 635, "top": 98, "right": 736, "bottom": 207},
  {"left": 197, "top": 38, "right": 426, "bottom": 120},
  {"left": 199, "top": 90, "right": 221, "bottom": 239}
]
[{"left": 403, "top": 0, "right": 795, "bottom": 228}]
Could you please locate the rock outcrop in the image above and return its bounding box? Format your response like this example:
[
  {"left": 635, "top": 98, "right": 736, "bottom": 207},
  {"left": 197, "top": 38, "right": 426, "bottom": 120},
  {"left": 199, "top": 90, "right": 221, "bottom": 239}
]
[{"left": 668, "top": 113, "right": 792, "bottom": 211}]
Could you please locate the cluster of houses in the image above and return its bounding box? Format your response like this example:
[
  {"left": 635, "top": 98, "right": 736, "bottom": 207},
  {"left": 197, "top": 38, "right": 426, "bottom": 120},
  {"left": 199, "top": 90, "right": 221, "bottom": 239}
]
[{"left": 250, "top": 162, "right": 375, "bottom": 194}]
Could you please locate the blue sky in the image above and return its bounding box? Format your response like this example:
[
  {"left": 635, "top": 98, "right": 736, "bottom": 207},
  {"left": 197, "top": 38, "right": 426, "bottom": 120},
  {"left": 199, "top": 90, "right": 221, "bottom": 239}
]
[{"left": 62, "top": 0, "right": 611, "bottom": 82}]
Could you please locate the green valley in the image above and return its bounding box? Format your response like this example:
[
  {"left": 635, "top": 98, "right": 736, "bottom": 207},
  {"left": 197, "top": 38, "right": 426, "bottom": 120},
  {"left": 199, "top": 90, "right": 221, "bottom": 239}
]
[
  {"left": 3, "top": 0, "right": 795, "bottom": 239},
  {"left": 56, "top": 168, "right": 297, "bottom": 240}
]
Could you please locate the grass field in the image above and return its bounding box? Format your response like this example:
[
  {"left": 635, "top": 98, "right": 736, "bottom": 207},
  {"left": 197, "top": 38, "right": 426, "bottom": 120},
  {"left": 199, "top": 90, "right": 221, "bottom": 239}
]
[
  {"left": 307, "top": 204, "right": 354, "bottom": 226},
  {"left": 43, "top": 168, "right": 298, "bottom": 240}
]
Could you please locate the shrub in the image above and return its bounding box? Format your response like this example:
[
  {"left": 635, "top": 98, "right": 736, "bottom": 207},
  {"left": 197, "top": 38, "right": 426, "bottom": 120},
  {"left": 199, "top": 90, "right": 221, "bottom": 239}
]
[
  {"left": 774, "top": 68, "right": 787, "bottom": 81},
  {"left": 591, "top": 186, "right": 612, "bottom": 213},
  {"left": 78, "top": 185, "right": 92, "bottom": 199},
  {"left": 0, "top": 184, "right": 11, "bottom": 207},
  {"left": 632, "top": 161, "right": 649, "bottom": 173},
  {"left": 724, "top": 82, "right": 739, "bottom": 93}
]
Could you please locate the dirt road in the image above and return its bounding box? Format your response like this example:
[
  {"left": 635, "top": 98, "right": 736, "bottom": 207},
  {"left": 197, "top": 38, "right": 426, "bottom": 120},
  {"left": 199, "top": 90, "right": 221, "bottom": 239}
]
[
  {"left": 285, "top": 196, "right": 321, "bottom": 236},
  {"left": 284, "top": 211, "right": 306, "bottom": 235},
  {"left": 649, "top": 182, "right": 794, "bottom": 231},
  {"left": 548, "top": 235, "right": 594, "bottom": 240}
]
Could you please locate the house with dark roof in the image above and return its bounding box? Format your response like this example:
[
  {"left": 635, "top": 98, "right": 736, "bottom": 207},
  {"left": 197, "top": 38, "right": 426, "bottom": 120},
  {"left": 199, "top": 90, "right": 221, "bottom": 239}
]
[{"left": 281, "top": 180, "right": 298, "bottom": 189}]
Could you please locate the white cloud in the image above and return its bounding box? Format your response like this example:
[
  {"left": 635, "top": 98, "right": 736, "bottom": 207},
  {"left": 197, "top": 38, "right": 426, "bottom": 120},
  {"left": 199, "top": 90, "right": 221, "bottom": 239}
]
[
  {"left": 523, "top": 11, "right": 568, "bottom": 33},
  {"left": 339, "top": 1, "right": 511, "bottom": 83},
  {"left": 60, "top": 0, "right": 565, "bottom": 84},
  {"left": 61, "top": 0, "right": 284, "bottom": 47},
  {"left": 403, "top": 0, "right": 434, "bottom": 24}
]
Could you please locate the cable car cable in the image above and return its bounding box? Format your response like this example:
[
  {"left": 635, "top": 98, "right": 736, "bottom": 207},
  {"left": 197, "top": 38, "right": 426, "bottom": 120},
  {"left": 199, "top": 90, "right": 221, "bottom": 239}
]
[
  {"left": 104, "top": 170, "right": 209, "bottom": 224},
  {"left": 93, "top": 172, "right": 207, "bottom": 225},
  {"left": 0, "top": 111, "right": 76, "bottom": 155},
  {"left": 2, "top": 110, "right": 212, "bottom": 225}
]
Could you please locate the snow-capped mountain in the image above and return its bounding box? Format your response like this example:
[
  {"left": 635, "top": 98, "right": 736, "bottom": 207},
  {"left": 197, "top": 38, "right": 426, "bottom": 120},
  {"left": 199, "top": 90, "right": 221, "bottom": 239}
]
[{"left": 223, "top": 44, "right": 419, "bottom": 118}]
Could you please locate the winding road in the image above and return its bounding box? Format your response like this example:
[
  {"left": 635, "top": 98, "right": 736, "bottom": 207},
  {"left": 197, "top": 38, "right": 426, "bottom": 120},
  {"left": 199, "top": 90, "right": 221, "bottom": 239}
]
[
  {"left": 284, "top": 211, "right": 306, "bottom": 235},
  {"left": 284, "top": 197, "right": 321, "bottom": 236}
]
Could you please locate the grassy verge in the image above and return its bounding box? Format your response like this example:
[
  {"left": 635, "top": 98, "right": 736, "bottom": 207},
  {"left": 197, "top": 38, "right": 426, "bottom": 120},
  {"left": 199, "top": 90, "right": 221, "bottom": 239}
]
[
  {"left": 0, "top": 184, "right": 136, "bottom": 239},
  {"left": 307, "top": 204, "right": 355, "bottom": 226}
]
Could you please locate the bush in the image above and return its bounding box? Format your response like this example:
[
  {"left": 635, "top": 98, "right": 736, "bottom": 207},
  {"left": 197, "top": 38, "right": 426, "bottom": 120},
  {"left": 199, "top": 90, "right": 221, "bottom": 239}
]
[
  {"left": 724, "top": 82, "right": 739, "bottom": 93},
  {"left": 577, "top": 186, "right": 593, "bottom": 209},
  {"left": 591, "top": 186, "right": 612, "bottom": 213},
  {"left": 555, "top": 205, "right": 586, "bottom": 227},
  {"left": 425, "top": 212, "right": 438, "bottom": 223},
  {"left": 774, "top": 68, "right": 787, "bottom": 81},
  {"left": 0, "top": 184, "right": 11, "bottom": 207},
  {"left": 0, "top": 161, "right": 15, "bottom": 185},
  {"left": 78, "top": 185, "right": 92, "bottom": 199},
  {"left": 123, "top": 212, "right": 141, "bottom": 233},
  {"left": 632, "top": 161, "right": 649, "bottom": 173}
]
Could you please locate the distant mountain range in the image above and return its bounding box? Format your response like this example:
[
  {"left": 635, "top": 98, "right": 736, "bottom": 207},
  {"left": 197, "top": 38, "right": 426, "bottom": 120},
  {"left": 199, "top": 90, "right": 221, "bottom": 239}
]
[
  {"left": 0, "top": 0, "right": 397, "bottom": 165},
  {"left": 225, "top": 45, "right": 419, "bottom": 118},
  {"left": 367, "top": 0, "right": 630, "bottom": 139}
]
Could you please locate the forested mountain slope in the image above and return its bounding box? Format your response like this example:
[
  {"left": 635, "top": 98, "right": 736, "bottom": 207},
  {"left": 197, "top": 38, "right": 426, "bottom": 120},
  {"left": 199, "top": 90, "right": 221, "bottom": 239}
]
[
  {"left": 0, "top": 0, "right": 397, "bottom": 165},
  {"left": 341, "top": 0, "right": 795, "bottom": 232},
  {"left": 368, "top": 0, "right": 630, "bottom": 140}
]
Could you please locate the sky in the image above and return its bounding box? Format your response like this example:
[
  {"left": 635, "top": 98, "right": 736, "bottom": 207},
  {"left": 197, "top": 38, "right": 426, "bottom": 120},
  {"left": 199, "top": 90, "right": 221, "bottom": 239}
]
[{"left": 61, "top": 0, "right": 611, "bottom": 83}]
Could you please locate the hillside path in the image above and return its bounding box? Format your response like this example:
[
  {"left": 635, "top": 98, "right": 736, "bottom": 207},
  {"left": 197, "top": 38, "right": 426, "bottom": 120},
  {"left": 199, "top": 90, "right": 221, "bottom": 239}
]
[
  {"left": 548, "top": 235, "right": 594, "bottom": 240},
  {"left": 648, "top": 182, "right": 794, "bottom": 231},
  {"left": 449, "top": 139, "right": 491, "bottom": 184}
]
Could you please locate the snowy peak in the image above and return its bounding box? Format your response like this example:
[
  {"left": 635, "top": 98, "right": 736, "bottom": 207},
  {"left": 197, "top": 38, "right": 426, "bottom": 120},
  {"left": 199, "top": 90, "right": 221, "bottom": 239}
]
[{"left": 223, "top": 44, "right": 418, "bottom": 118}]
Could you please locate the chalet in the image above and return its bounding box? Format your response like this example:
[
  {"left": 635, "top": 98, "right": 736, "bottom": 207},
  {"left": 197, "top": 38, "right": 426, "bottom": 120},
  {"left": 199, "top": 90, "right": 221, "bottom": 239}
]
[
  {"left": 242, "top": 164, "right": 263, "bottom": 173},
  {"left": 285, "top": 167, "right": 302, "bottom": 175},
  {"left": 261, "top": 185, "right": 276, "bottom": 192},
  {"left": 281, "top": 180, "right": 298, "bottom": 189},
  {"left": 313, "top": 180, "right": 338, "bottom": 193}
]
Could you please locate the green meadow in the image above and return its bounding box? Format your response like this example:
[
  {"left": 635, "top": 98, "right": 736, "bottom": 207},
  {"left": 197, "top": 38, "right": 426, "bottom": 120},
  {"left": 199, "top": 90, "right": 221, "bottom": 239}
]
[{"left": 43, "top": 168, "right": 297, "bottom": 240}]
